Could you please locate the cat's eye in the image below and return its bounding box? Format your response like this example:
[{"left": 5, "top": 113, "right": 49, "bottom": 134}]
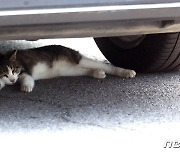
[
  {"left": 13, "top": 68, "right": 20, "bottom": 74},
  {"left": 12, "top": 69, "right": 16, "bottom": 74},
  {"left": 4, "top": 74, "right": 8, "bottom": 78},
  {"left": 16, "top": 69, "right": 20, "bottom": 73}
]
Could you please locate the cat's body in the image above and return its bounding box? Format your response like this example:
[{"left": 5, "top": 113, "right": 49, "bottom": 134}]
[{"left": 0, "top": 45, "right": 136, "bottom": 92}]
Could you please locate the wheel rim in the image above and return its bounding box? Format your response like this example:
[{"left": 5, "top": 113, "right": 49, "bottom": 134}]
[{"left": 109, "top": 35, "right": 146, "bottom": 49}]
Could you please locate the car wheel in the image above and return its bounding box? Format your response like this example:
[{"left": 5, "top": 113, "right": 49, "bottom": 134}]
[{"left": 94, "top": 33, "right": 180, "bottom": 72}]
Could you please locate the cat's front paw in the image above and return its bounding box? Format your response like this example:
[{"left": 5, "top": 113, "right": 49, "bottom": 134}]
[
  {"left": 0, "top": 84, "right": 4, "bottom": 90},
  {"left": 21, "top": 84, "right": 34, "bottom": 92},
  {"left": 0, "top": 81, "right": 5, "bottom": 90}
]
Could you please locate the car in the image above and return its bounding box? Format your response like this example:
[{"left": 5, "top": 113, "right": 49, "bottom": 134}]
[{"left": 1, "top": 0, "right": 180, "bottom": 72}]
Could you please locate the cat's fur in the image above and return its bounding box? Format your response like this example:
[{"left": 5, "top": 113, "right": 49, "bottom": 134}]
[{"left": 0, "top": 45, "right": 136, "bottom": 92}]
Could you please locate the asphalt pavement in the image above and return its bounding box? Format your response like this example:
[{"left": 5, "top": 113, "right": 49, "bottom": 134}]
[{"left": 0, "top": 38, "right": 180, "bottom": 154}]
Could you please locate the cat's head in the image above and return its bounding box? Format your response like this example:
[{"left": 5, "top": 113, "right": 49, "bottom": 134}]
[{"left": 0, "top": 51, "right": 21, "bottom": 85}]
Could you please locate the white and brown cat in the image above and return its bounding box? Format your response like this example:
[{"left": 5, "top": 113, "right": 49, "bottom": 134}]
[{"left": 0, "top": 45, "right": 136, "bottom": 92}]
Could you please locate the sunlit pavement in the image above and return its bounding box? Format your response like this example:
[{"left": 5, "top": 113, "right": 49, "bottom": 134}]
[{"left": 0, "top": 38, "right": 180, "bottom": 154}]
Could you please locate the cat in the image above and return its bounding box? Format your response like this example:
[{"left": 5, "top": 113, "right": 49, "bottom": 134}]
[{"left": 0, "top": 45, "right": 136, "bottom": 92}]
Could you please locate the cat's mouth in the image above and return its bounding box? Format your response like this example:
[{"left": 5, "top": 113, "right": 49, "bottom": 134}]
[
  {"left": 6, "top": 79, "right": 17, "bottom": 85},
  {"left": 6, "top": 82, "right": 16, "bottom": 85}
]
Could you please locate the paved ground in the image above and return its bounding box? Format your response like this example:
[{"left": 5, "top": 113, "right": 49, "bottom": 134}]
[{"left": 0, "top": 38, "right": 180, "bottom": 154}]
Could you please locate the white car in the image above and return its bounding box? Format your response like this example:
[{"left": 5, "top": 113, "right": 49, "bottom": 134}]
[{"left": 1, "top": 0, "right": 180, "bottom": 72}]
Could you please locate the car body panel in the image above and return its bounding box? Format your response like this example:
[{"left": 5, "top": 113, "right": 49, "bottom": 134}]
[
  {"left": 1, "top": 0, "right": 180, "bottom": 9},
  {"left": 1, "top": 0, "right": 180, "bottom": 39}
]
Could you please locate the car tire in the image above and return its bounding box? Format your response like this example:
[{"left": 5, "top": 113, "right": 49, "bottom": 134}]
[{"left": 94, "top": 33, "right": 180, "bottom": 72}]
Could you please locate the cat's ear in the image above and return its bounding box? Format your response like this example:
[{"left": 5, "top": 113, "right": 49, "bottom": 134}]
[{"left": 9, "top": 50, "right": 17, "bottom": 61}]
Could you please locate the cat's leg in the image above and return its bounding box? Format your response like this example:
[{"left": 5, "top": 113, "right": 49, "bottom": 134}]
[
  {"left": 18, "top": 73, "right": 35, "bottom": 92},
  {"left": 78, "top": 56, "right": 136, "bottom": 78},
  {"left": 58, "top": 66, "right": 106, "bottom": 79},
  {"left": 72, "top": 67, "right": 106, "bottom": 79},
  {"left": 0, "top": 79, "right": 5, "bottom": 90}
]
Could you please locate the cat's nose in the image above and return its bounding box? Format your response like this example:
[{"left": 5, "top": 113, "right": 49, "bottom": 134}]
[{"left": 10, "top": 79, "right": 16, "bottom": 83}]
